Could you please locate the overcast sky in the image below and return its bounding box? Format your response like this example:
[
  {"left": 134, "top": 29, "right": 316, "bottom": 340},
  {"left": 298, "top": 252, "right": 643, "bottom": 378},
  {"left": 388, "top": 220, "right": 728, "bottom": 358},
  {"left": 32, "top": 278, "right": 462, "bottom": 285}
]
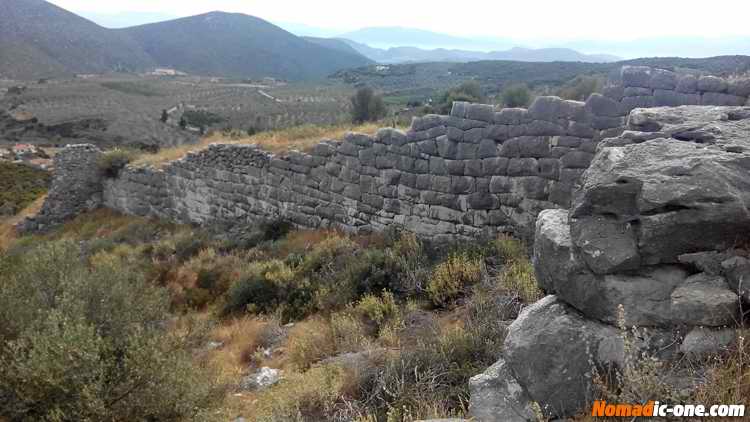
[{"left": 49, "top": 0, "right": 750, "bottom": 42}]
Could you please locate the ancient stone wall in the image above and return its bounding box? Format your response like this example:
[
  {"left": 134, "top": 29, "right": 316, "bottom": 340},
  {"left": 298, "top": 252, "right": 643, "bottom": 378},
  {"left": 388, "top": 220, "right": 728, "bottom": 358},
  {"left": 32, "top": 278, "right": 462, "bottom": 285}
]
[
  {"left": 26, "top": 66, "right": 750, "bottom": 239},
  {"left": 471, "top": 104, "right": 750, "bottom": 420},
  {"left": 21, "top": 144, "right": 103, "bottom": 232}
]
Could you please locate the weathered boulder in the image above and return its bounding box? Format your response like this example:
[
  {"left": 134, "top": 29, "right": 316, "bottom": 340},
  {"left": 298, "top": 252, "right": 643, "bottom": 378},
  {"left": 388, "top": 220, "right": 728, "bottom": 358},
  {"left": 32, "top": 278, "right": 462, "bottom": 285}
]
[
  {"left": 503, "top": 296, "right": 622, "bottom": 418},
  {"left": 680, "top": 327, "right": 736, "bottom": 360},
  {"left": 469, "top": 358, "right": 536, "bottom": 422},
  {"left": 239, "top": 367, "right": 281, "bottom": 390},
  {"left": 571, "top": 107, "right": 750, "bottom": 268},
  {"left": 533, "top": 209, "right": 580, "bottom": 293},
  {"left": 535, "top": 209, "right": 738, "bottom": 326},
  {"left": 722, "top": 256, "right": 750, "bottom": 300},
  {"left": 670, "top": 273, "right": 738, "bottom": 326}
]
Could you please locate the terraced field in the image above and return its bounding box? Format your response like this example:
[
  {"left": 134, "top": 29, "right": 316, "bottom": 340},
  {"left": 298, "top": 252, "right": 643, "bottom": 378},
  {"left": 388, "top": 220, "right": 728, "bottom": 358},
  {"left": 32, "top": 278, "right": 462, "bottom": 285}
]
[{"left": 0, "top": 75, "right": 356, "bottom": 150}]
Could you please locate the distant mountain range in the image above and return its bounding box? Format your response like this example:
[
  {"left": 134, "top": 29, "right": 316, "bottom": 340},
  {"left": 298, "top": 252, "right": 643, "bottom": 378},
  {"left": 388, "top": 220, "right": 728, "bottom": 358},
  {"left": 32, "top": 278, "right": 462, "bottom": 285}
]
[
  {"left": 339, "top": 26, "right": 512, "bottom": 51},
  {"left": 337, "top": 39, "right": 620, "bottom": 64},
  {"left": 302, "top": 26, "right": 620, "bottom": 64},
  {"left": 0, "top": 0, "right": 372, "bottom": 81},
  {"left": 289, "top": 24, "right": 749, "bottom": 62}
]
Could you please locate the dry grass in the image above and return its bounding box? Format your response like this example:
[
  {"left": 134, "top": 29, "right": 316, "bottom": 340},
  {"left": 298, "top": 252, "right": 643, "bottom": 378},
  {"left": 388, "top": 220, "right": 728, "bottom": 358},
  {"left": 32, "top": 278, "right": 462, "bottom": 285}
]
[
  {"left": 133, "top": 121, "right": 391, "bottom": 168},
  {"left": 207, "top": 316, "right": 281, "bottom": 384},
  {"left": 0, "top": 195, "right": 46, "bottom": 252}
]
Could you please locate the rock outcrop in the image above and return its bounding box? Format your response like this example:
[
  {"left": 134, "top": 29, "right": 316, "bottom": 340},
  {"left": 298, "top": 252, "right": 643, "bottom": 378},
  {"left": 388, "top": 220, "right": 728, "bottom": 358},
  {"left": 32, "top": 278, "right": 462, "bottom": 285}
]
[{"left": 476, "top": 105, "right": 750, "bottom": 420}]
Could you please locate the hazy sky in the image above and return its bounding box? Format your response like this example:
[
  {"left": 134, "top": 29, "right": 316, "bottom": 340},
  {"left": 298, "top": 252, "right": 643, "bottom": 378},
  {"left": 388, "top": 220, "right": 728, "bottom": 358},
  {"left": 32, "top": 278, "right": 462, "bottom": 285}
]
[{"left": 49, "top": 0, "right": 750, "bottom": 42}]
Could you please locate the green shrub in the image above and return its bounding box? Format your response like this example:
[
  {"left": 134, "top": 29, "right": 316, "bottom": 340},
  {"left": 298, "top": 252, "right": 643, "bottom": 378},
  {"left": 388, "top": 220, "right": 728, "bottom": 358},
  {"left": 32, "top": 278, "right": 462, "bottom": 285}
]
[
  {"left": 427, "top": 252, "right": 484, "bottom": 307},
  {"left": 355, "top": 291, "right": 401, "bottom": 332},
  {"left": 97, "top": 149, "right": 139, "bottom": 178},
  {"left": 0, "top": 240, "right": 220, "bottom": 421},
  {"left": 437, "top": 80, "right": 484, "bottom": 114},
  {"left": 496, "top": 235, "right": 543, "bottom": 303},
  {"left": 359, "top": 326, "right": 481, "bottom": 420},
  {"left": 351, "top": 87, "right": 387, "bottom": 123},
  {"left": 501, "top": 83, "right": 532, "bottom": 108},
  {"left": 222, "top": 260, "right": 313, "bottom": 322},
  {"left": 557, "top": 75, "right": 604, "bottom": 101},
  {"left": 386, "top": 232, "right": 430, "bottom": 295},
  {"left": 182, "top": 110, "right": 225, "bottom": 128}
]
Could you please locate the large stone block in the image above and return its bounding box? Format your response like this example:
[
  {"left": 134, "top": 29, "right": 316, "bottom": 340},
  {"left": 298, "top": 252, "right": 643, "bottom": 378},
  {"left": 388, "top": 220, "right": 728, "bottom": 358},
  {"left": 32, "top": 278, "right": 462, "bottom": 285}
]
[
  {"left": 676, "top": 74, "right": 698, "bottom": 94},
  {"left": 728, "top": 78, "right": 750, "bottom": 97},
  {"left": 621, "top": 66, "right": 652, "bottom": 88},
  {"left": 701, "top": 92, "right": 746, "bottom": 106},
  {"left": 698, "top": 75, "right": 728, "bottom": 93},
  {"left": 572, "top": 135, "right": 750, "bottom": 266},
  {"left": 469, "top": 358, "right": 536, "bottom": 422},
  {"left": 504, "top": 296, "right": 621, "bottom": 418},
  {"left": 507, "top": 158, "right": 539, "bottom": 177},
  {"left": 649, "top": 69, "right": 677, "bottom": 90},
  {"left": 570, "top": 215, "right": 640, "bottom": 274},
  {"left": 494, "top": 108, "right": 528, "bottom": 125}
]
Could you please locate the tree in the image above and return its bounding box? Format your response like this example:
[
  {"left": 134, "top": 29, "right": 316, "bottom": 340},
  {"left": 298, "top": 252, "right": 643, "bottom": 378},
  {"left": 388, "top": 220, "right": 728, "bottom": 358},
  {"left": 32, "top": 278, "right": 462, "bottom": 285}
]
[
  {"left": 437, "top": 81, "right": 483, "bottom": 114},
  {"left": 160, "top": 109, "right": 168, "bottom": 123},
  {"left": 557, "top": 75, "right": 604, "bottom": 101},
  {"left": 351, "top": 87, "right": 387, "bottom": 123},
  {"left": 502, "top": 84, "right": 532, "bottom": 108}
]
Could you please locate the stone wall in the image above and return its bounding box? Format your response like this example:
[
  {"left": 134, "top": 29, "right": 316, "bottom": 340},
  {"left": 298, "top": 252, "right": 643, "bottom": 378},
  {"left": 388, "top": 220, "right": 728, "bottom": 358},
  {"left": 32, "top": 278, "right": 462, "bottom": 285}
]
[
  {"left": 26, "top": 66, "right": 750, "bottom": 239},
  {"left": 22, "top": 144, "right": 103, "bottom": 232},
  {"left": 471, "top": 104, "right": 750, "bottom": 420}
]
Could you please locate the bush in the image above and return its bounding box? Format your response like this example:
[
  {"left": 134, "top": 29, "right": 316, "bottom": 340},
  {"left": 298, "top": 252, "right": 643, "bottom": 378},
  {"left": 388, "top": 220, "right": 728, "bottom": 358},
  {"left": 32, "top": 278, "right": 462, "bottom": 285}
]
[
  {"left": 221, "top": 260, "right": 313, "bottom": 322},
  {"left": 427, "top": 252, "right": 484, "bottom": 306},
  {"left": 0, "top": 240, "right": 220, "bottom": 421},
  {"left": 557, "top": 75, "right": 604, "bottom": 101},
  {"left": 501, "top": 83, "right": 532, "bottom": 108},
  {"left": 354, "top": 291, "right": 402, "bottom": 334},
  {"left": 496, "top": 235, "right": 542, "bottom": 303},
  {"left": 358, "top": 325, "right": 483, "bottom": 420},
  {"left": 386, "top": 232, "right": 430, "bottom": 295},
  {"left": 286, "top": 319, "right": 336, "bottom": 371},
  {"left": 437, "top": 81, "right": 484, "bottom": 114},
  {"left": 252, "top": 364, "right": 354, "bottom": 420},
  {"left": 351, "top": 87, "right": 387, "bottom": 123},
  {"left": 182, "top": 110, "right": 225, "bottom": 128},
  {"left": 97, "top": 149, "right": 138, "bottom": 178}
]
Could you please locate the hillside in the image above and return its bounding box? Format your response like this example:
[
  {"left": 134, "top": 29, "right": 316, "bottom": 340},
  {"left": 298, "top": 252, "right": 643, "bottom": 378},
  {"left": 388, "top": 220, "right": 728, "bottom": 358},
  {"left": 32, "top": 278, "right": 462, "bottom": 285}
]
[
  {"left": 333, "top": 55, "right": 750, "bottom": 98},
  {"left": 0, "top": 0, "right": 155, "bottom": 79},
  {"left": 302, "top": 36, "right": 369, "bottom": 59},
  {"left": 122, "top": 12, "right": 373, "bottom": 80},
  {"left": 0, "top": 1, "right": 373, "bottom": 81}
]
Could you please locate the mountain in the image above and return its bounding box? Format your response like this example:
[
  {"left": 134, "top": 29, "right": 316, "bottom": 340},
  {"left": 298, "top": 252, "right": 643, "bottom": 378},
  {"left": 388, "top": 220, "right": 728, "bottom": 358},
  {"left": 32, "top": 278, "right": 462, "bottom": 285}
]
[
  {"left": 340, "top": 26, "right": 514, "bottom": 50},
  {"left": 302, "top": 37, "right": 369, "bottom": 59},
  {"left": 487, "top": 47, "right": 620, "bottom": 63},
  {"left": 339, "top": 40, "right": 620, "bottom": 64},
  {"left": 0, "top": 1, "right": 372, "bottom": 81},
  {"left": 0, "top": 0, "right": 155, "bottom": 79},
  {"left": 120, "top": 12, "right": 373, "bottom": 80}
]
